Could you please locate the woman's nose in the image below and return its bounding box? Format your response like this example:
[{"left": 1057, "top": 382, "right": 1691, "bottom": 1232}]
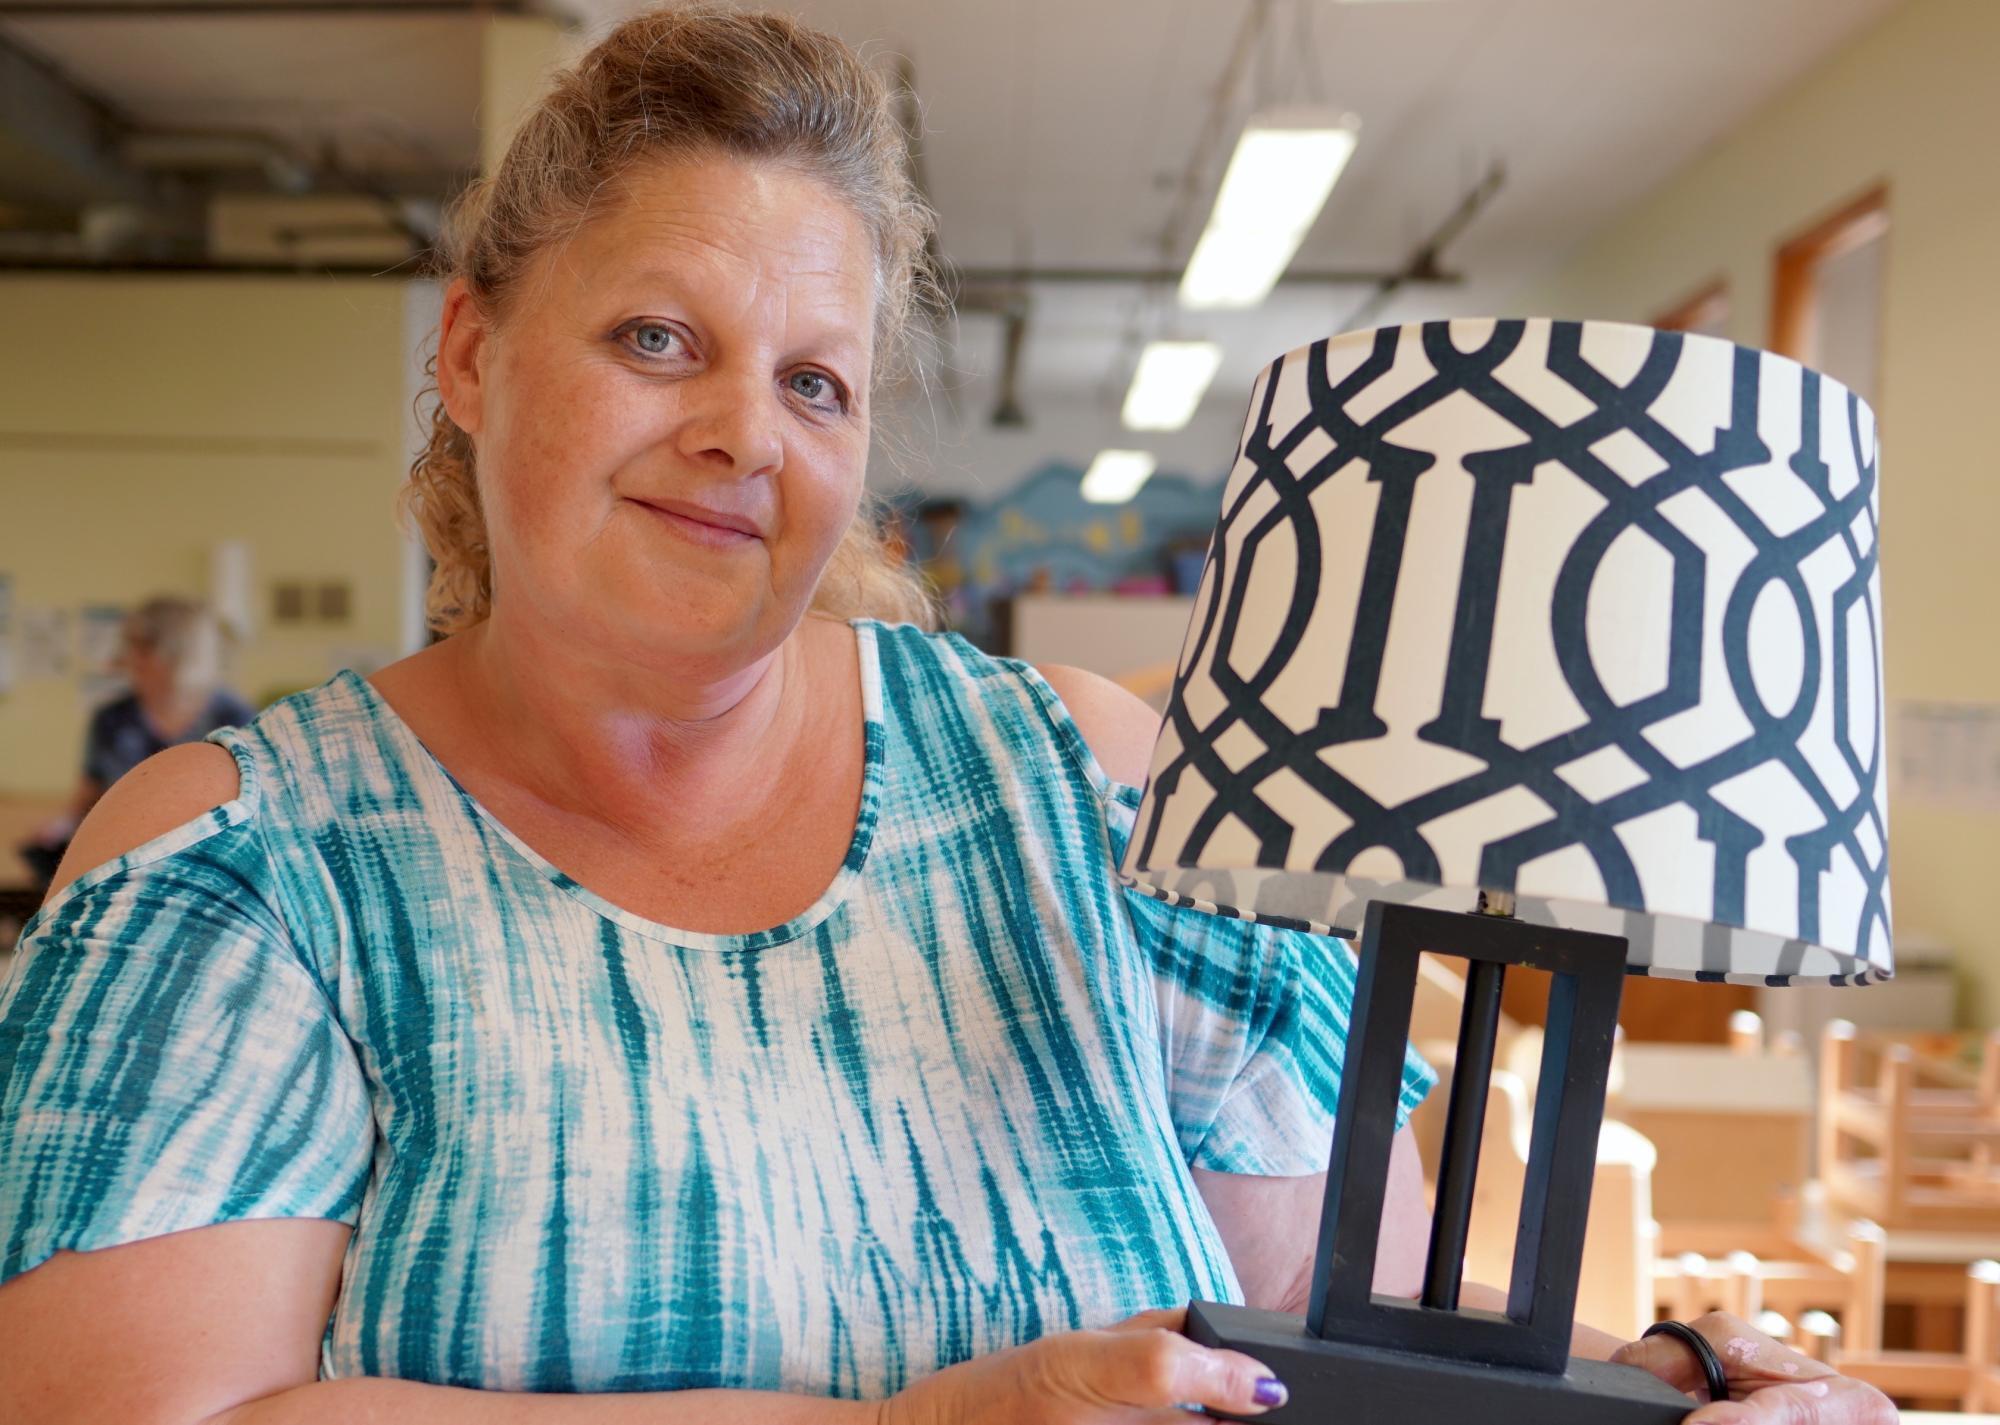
[{"left": 675, "top": 366, "right": 784, "bottom": 477}]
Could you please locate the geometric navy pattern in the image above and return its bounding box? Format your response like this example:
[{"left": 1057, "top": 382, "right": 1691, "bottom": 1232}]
[{"left": 1122, "top": 319, "right": 1891, "bottom": 985}]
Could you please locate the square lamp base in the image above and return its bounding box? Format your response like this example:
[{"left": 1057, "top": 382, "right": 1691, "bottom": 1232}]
[{"left": 1186, "top": 1301, "right": 1695, "bottom": 1425}]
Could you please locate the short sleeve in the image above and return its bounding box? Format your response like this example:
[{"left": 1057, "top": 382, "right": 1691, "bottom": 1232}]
[
  {"left": 1107, "top": 788, "right": 1435, "bottom": 1177},
  {"left": 0, "top": 800, "right": 373, "bottom": 1285}
]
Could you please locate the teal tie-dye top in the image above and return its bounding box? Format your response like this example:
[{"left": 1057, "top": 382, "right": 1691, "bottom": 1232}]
[{"left": 0, "top": 620, "right": 1432, "bottom": 1397}]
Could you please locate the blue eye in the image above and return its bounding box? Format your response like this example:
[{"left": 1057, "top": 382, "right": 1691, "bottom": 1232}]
[
  {"left": 627, "top": 322, "right": 678, "bottom": 356},
  {"left": 789, "top": 370, "right": 842, "bottom": 407}
]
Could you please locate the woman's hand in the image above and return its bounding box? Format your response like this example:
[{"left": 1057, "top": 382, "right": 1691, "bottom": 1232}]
[
  {"left": 880, "top": 1307, "right": 1286, "bottom": 1425},
  {"left": 1612, "top": 1312, "right": 1896, "bottom": 1424}
]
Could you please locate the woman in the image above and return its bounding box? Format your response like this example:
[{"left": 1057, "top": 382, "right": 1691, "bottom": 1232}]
[
  {"left": 15, "top": 596, "right": 253, "bottom": 887},
  {"left": 0, "top": 9, "right": 1889, "bottom": 1423}
]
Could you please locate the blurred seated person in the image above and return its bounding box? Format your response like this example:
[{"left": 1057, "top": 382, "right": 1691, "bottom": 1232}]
[{"left": 17, "top": 597, "right": 253, "bottom": 887}]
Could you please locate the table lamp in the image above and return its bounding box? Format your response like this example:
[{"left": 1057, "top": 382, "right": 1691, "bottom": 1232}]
[{"left": 1120, "top": 318, "right": 1890, "bottom": 1422}]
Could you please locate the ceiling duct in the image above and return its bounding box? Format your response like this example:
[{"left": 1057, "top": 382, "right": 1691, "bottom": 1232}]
[
  {"left": 0, "top": 29, "right": 158, "bottom": 211},
  {"left": 123, "top": 131, "right": 315, "bottom": 193},
  {"left": 207, "top": 192, "right": 419, "bottom": 267}
]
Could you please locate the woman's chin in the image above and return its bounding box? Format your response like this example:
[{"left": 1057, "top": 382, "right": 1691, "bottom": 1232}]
[{"left": 500, "top": 555, "right": 804, "bottom": 675}]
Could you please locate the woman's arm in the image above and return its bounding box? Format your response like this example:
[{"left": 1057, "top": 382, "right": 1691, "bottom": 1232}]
[
  {"left": 1192, "top": 1126, "right": 1431, "bottom": 1310},
  {"left": 1034, "top": 664, "right": 1158, "bottom": 787},
  {"left": 0, "top": 1225, "right": 881, "bottom": 1425}
]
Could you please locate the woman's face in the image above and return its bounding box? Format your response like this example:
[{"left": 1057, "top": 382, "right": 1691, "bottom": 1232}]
[
  {"left": 439, "top": 153, "right": 878, "bottom": 678},
  {"left": 118, "top": 629, "right": 171, "bottom": 700}
]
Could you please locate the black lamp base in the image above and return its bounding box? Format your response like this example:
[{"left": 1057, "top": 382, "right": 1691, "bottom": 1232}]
[
  {"left": 1187, "top": 1301, "right": 1694, "bottom": 1425},
  {"left": 1198, "top": 902, "right": 1685, "bottom": 1425}
]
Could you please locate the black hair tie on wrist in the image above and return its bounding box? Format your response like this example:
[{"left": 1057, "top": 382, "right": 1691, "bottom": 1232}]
[{"left": 1643, "top": 1320, "right": 1731, "bottom": 1405}]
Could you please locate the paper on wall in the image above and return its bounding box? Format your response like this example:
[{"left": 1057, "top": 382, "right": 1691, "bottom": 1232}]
[
  {"left": 1894, "top": 701, "right": 2000, "bottom": 814},
  {"left": 17, "top": 608, "right": 70, "bottom": 680}
]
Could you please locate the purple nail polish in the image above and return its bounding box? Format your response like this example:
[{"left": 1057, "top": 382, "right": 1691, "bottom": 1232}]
[{"left": 1253, "top": 1376, "right": 1288, "bottom": 1408}]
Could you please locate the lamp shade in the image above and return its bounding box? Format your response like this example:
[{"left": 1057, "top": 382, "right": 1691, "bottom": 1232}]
[{"left": 1120, "top": 319, "right": 1890, "bottom": 985}]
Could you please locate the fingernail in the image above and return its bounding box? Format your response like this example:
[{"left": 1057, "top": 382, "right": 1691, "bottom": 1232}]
[{"left": 1253, "top": 1376, "right": 1288, "bottom": 1408}]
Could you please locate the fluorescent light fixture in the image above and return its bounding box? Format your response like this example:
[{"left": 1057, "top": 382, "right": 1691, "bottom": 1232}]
[
  {"left": 1081, "top": 449, "right": 1159, "bottom": 505},
  {"left": 1179, "top": 108, "right": 1361, "bottom": 310},
  {"left": 1122, "top": 341, "right": 1224, "bottom": 431}
]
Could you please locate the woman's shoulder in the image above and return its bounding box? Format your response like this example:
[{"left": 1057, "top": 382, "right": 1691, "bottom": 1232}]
[
  {"left": 49, "top": 741, "right": 243, "bottom": 900},
  {"left": 1033, "top": 665, "right": 1158, "bottom": 790},
  {"left": 211, "top": 668, "right": 387, "bottom": 768},
  {"left": 54, "top": 672, "right": 380, "bottom": 896},
  {"left": 860, "top": 618, "right": 1159, "bottom": 798}
]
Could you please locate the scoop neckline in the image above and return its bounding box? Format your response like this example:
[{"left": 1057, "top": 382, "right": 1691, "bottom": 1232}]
[{"left": 333, "top": 619, "right": 887, "bottom": 952}]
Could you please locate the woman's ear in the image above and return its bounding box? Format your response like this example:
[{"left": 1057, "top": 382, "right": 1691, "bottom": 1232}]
[{"left": 436, "top": 277, "right": 491, "bottom": 437}]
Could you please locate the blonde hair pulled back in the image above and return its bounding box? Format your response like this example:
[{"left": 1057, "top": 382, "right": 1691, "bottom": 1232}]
[{"left": 405, "top": 4, "right": 938, "bottom": 635}]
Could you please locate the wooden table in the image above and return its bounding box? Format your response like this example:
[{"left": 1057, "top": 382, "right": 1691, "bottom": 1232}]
[{"left": 0, "top": 791, "right": 60, "bottom": 952}]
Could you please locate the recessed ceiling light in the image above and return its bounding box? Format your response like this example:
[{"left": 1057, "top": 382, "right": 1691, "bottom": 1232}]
[
  {"left": 1180, "top": 108, "right": 1362, "bottom": 310},
  {"left": 1081, "top": 449, "right": 1159, "bottom": 505},
  {"left": 1122, "top": 341, "right": 1225, "bottom": 431}
]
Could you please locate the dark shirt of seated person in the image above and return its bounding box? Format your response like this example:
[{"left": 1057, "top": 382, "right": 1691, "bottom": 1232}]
[
  {"left": 16, "top": 595, "right": 252, "bottom": 888},
  {"left": 0, "top": 10, "right": 1893, "bottom": 1425}
]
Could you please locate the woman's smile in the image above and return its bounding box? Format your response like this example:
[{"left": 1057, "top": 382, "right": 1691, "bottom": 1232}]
[{"left": 624, "top": 494, "right": 766, "bottom": 549}]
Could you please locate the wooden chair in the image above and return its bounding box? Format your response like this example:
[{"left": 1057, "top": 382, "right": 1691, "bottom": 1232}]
[
  {"left": 1728, "top": 1006, "right": 1806, "bottom": 1060},
  {"left": 1821, "top": 1020, "right": 2000, "bottom": 1231},
  {"left": 1801, "top": 1251, "right": 2000, "bottom": 1410},
  {"left": 1653, "top": 1213, "right": 1886, "bottom": 1342},
  {"left": 1657, "top": 1217, "right": 2000, "bottom": 1409}
]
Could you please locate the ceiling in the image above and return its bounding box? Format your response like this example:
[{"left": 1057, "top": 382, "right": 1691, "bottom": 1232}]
[
  {"left": 0, "top": 0, "right": 1905, "bottom": 479},
  {"left": 771, "top": 0, "right": 1903, "bottom": 426},
  {"left": 6, "top": 10, "right": 482, "bottom": 181}
]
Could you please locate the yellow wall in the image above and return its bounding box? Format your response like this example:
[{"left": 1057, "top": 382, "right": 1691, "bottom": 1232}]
[
  {"left": 0, "top": 16, "right": 555, "bottom": 802},
  {"left": 1519, "top": 0, "right": 2000, "bottom": 1021},
  {"left": 0, "top": 274, "right": 411, "bottom": 794},
  {"left": 481, "top": 15, "right": 575, "bottom": 176}
]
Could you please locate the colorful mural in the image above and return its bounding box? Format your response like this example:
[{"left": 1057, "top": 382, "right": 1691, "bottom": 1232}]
[{"left": 898, "top": 462, "right": 1222, "bottom": 648}]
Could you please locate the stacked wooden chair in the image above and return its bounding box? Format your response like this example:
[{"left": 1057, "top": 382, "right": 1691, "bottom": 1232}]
[
  {"left": 1650, "top": 1209, "right": 1884, "bottom": 1331},
  {"left": 1795, "top": 1247, "right": 2000, "bottom": 1410},
  {"left": 1820, "top": 1020, "right": 2000, "bottom": 1232}
]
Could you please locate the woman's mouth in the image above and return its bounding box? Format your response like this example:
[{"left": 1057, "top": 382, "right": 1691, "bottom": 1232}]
[{"left": 626, "top": 496, "right": 764, "bottom": 548}]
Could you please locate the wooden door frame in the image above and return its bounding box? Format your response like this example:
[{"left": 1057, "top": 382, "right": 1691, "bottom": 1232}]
[
  {"left": 1770, "top": 184, "right": 1890, "bottom": 361},
  {"left": 1653, "top": 279, "right": 1729, "bottom": 335}
]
